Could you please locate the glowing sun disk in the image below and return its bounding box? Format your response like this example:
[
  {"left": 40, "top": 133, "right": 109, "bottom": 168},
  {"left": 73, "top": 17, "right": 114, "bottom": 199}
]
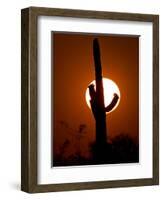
[{"left": 85, "top": 78, "right": 120, "bottom": 113}]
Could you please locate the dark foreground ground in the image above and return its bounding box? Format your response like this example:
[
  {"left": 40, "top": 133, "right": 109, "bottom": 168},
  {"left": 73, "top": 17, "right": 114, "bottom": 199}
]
[{"left": 53, "top": 134, "right": 139, "bottom": 167}]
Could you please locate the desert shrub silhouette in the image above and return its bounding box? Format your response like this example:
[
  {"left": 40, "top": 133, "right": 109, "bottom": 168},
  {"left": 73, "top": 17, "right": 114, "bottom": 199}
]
[
  {"left": 89, "top": 133, "right": 139, "bottom": 165},
  {"left": 53, "top": 128, "right": 139, "bottom": 166}
]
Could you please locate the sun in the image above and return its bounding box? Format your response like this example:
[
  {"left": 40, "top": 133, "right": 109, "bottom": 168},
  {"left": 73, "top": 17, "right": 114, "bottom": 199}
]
[{"left": 85, "top": 78, "right": 121, "bottom": 113}]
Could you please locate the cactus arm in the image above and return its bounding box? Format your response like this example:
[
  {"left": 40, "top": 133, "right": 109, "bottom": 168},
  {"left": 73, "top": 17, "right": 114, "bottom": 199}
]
[
  {"left": 105, "top": 93, "right": 119, "bottom": 112},
  {"left": 88, "top": 84, "right": 96, "bottom": 100},
  {"left": 88, "top": 84, "right": 97, "bottom": 118}
]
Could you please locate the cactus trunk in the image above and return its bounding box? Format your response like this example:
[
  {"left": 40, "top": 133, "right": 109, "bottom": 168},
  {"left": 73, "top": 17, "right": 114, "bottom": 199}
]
[{"left": 89, "top": 39, "right": 107, "bottom": 146}]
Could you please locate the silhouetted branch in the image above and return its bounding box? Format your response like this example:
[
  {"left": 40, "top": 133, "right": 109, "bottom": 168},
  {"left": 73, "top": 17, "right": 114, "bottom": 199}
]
[{"left": 105, "top": 93, "right": 119, "bottom": 112}]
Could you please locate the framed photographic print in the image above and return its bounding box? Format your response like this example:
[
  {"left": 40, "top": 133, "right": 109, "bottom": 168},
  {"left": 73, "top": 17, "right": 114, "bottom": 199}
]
[{"left": 21, "top": 7, "right": 159, "bottom": 193}]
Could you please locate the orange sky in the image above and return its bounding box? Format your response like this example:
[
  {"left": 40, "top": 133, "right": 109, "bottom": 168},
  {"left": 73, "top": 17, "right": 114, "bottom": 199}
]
[{"left": 53, "top": 33, "right": 139, "bottom": 158}]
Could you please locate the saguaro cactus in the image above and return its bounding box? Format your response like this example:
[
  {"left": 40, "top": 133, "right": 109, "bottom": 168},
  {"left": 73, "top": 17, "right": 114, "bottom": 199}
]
[{"left": 89, "top": 38, "right": 119, "bottom": 146}]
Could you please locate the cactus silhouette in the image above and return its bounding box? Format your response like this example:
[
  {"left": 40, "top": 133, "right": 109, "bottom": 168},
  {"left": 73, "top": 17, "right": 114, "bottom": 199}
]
[{"left": 89, "top": 38, "right": 119, "bottom": 146}]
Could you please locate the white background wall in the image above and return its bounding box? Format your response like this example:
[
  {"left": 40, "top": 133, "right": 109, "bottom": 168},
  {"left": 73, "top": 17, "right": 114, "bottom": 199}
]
[{"left": 0, "top": 0, "right": 162, "bottom": 199}]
